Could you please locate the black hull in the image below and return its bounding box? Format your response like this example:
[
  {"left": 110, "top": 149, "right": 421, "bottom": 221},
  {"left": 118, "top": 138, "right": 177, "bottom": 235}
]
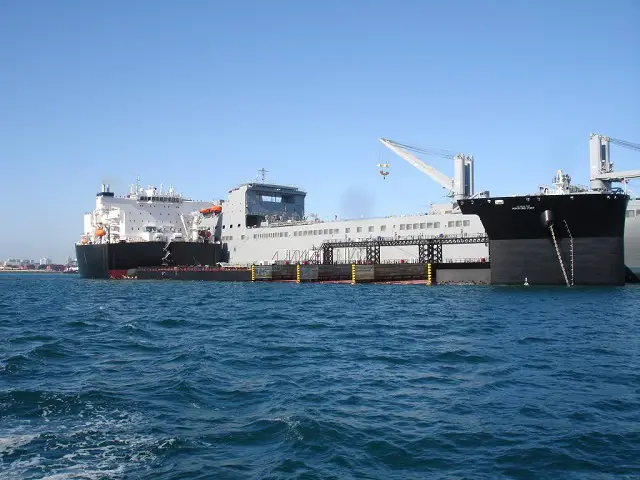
[
  {"left": 458, "top": 193, "right": 628, "bottom": 286},
  {"left": 76, "top": 242, "right": 220, "bottom": 279}
]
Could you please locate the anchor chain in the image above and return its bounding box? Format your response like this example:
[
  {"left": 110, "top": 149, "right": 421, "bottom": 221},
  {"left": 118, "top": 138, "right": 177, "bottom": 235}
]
[
  {"left": 563, "top": 220, "right": 574, "bottom": 286},
  {"left": 549, "top": 224, "right": 570, "bottom": 287}
]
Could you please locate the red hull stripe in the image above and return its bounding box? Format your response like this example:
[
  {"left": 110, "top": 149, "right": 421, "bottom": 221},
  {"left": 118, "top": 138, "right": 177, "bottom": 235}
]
[{"left": 108, "top": 269, "right": 128, "bottom": 279}]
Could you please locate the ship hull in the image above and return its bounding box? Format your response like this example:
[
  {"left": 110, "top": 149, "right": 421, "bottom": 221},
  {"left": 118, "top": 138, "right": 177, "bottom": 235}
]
[
  {"left": 76, "top": 242, "right": 220, "bottom": 279},
  {"left": 458, "top": 193, "right": 628, "bottom": 286}
]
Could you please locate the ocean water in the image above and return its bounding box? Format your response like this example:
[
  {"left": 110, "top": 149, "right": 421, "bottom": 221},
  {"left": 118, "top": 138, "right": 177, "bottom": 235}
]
[{"left": 1, "top": 274, "right": 639, "bottom": 480}]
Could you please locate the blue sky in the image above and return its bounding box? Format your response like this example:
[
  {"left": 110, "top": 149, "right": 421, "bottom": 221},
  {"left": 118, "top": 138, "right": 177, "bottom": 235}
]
[{"left": 1, "top": 0, "right": 638, "bottom": 262}]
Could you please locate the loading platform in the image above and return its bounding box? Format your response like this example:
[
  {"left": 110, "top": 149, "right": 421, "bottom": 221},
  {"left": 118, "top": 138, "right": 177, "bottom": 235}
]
[
  {"left": 132, "top": 235, "right": 491, "bottom": 284},
  {"left": 321, "top": 234, "right": 489, "bottom": 264}
]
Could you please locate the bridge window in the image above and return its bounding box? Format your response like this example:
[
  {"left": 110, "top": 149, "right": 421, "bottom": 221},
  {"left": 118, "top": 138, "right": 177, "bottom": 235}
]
[
  {"left": 463, "top": 220, "right": 470, "bottom": 226},
  {"left": 455, "top": 221, "right": 462, "bottom": 227},
  {"left": 419, "top": 223, "right": 425, "bottom": 229},
  {"left": 413, "top": 223, "right": 419, "bottom": 229},
  {"left": 368, "top": 226, "right": 374, "bottom": 232},
  {"left": 357, "top": 227, "right": 362, "bottom": 233},
  {"left": 380, "top": 225, "right": 387, "bottom": 232},
  {"left": 406, "top": 224, "right": 412, "bottom": 230},
  {"left": 627, "top": 210, "right": 635, "bottom": 218},
  {"left": 448, "top": 221, "right": 455, "bottom": 227},
  {"left": 335, "top": 228, "right": 340, "bottom": 233},
  {"left": 345, "top": 228, "right": 350, "bottom": 233},
  {"left": 434, "top": 222, "right": 440, "bottom": 228},
  {"left": 400, "top": 225, "right": 405, "bottom": 230},
  {"left": 427, "top": 222, "right": 433, "bottom": 228}
]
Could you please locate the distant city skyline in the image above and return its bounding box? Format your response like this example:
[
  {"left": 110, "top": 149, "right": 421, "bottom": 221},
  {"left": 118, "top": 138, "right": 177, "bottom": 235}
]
[{"left": 1, "top": 0, "right": 638, "bottom": 261}]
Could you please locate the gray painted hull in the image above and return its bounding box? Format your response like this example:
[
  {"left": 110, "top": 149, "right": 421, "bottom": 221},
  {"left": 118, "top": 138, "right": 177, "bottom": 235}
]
[{"left": 624, "top": 199, "right": 640, "bottom": 275}]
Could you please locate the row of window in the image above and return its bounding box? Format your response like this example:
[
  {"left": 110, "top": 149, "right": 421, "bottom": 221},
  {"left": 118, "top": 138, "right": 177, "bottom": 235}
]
[
  {"left": 222, "top": 224, "right": 242, "bottom": 229},
  {"left": 626, "top": 210, "right": 640, "bottom": 217},
  {"left": 227, "top": 221, "right": 473, "bottom": 242},
  {"left": 138, "top": 196, "right": 182, "bottom": 203},
  {"left": 138, "top": 204, "right": 182, "bottom": 208}
]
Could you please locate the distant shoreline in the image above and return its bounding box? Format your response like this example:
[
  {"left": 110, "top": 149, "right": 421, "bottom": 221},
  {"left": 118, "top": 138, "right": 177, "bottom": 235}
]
[{"left": 0, "top": 270, "right": 75, "bottom": 274}]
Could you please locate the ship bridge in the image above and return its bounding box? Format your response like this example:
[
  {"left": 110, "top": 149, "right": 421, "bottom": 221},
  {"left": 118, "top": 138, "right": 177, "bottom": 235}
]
[{"left": 227, "top": 178, "right": 306, "bottom": 228}]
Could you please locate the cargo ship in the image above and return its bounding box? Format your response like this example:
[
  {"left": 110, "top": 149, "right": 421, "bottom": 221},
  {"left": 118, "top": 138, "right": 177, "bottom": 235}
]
[
  {"left": 76, "top": 133, "right": 640, "bottom": 284},
  {"left": 75, "top": 180, "right": 221, "bottom": 278}
]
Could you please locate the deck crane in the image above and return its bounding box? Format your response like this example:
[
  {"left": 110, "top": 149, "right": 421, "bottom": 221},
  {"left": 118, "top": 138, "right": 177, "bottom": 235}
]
[
  {"left": 589, "top": 133, "right": 640, "bottom": 192},
  {"left": 379, "top": 138, "right": 482, "bottom": 201}
]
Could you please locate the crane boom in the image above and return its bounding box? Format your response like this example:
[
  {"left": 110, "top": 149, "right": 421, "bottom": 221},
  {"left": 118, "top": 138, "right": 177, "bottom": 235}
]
[
  {"left": 609, "top": 137, "right": 640, "bottom": 152},
  {"left": 379, "top": 138, "right": 455, "bottom": 193}
]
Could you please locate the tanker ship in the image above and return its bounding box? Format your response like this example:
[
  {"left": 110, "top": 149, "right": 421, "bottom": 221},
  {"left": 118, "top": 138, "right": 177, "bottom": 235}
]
[{"left": 75, "top": 180, "right": 221, "bottom": 279}]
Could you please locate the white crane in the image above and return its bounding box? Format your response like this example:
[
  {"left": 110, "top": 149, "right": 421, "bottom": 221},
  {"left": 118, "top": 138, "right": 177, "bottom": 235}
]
[
  {"left": 379, "top": 138, "right": 480, "bottom": 201},
  {"left": 590, "top": 133, "right": 640, "bottom": 191}
]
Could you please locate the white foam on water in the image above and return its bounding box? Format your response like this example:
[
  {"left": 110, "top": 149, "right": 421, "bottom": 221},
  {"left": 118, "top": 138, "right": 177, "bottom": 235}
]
[
  {"left": 0, "top": 434, "right": 37, "bottom": 455},
  {"left": 268, "top": 416, "right": 303, "bottom": 441},
  {"left": 0, "top": 407, "right": 160, "bottom": 480}
]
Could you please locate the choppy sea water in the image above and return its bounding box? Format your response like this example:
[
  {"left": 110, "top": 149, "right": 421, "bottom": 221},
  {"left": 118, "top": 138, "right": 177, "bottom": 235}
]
[{"left": 0, "top": 273, "right": 639, "bottom": 480}]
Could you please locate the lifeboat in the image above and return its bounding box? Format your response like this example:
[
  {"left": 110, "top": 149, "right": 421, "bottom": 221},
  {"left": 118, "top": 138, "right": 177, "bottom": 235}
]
[
  {"left": 95, "top": 228, "right": 106, "bottom": 237},
  {"left": 81, "top": 238, "right": 88, "bottom": 245},
  {"left": 199, "top": 205, "right": 223, "bottom": 215}
]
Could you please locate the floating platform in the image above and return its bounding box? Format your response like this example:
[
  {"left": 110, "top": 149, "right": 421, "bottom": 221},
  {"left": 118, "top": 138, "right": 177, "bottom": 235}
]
[{"left": 129, "top": 262, "right": 490, "bottom": 285}]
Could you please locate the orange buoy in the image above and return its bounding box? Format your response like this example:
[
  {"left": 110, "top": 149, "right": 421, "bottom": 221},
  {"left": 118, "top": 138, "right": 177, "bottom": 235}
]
[{"left": 95, "top": 228, "right": 106, "bottom": 237}]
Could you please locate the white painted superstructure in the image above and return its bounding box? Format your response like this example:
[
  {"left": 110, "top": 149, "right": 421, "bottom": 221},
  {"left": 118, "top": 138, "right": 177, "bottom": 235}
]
[
  {"left": 216, "top": 181, "right": 487, "bottom": 266},
  {"left": 81, "top": 179, "right": 220, "bottom": 245}
]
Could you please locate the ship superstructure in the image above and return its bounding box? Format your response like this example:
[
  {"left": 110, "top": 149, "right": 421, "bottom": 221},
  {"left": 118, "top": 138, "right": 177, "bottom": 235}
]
[
  {"left": 215, "top": 180, "right": 487, "bottom": 266},
  {"left": 81, "top": 178, "right": 223, "bottom": 245}
]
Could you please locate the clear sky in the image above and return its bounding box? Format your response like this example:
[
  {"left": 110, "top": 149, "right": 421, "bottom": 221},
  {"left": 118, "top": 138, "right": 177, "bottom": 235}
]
[{"left": 1, "top": 0, "right": 638, "bottom": 262}]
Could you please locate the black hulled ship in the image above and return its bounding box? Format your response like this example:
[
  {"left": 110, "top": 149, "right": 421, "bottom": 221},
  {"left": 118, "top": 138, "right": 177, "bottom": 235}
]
[
  {"left": 458, "top": 170, "right": 629, "bottom": 285},
  {"left": 76, "top": 181, "right": 222, "bottom": 279}
]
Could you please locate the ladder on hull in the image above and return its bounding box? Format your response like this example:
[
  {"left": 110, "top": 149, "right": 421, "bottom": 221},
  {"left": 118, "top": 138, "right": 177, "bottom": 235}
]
[
  {"left": 549, "top": 224, "right": 571, "bottom": 287},
  {"left": 563, "top": 220, "right": 574, "bottom": 286}
]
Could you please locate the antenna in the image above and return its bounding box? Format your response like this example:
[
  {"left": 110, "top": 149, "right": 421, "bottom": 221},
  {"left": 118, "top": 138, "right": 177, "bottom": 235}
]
[{"left": 258, "top": 168, "right": 268, "bottom": 183}]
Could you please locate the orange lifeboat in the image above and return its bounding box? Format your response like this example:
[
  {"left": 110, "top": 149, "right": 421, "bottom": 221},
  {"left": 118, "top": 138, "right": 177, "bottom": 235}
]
[
  {"left": 81, "top": 238, "right": 88, "bottom": 245},
  {"left": 200, "top": 205, "right": 223, "bottom": 215},
  {"left": 95, "top": 228, "right": 106, "bottom": 237}
]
